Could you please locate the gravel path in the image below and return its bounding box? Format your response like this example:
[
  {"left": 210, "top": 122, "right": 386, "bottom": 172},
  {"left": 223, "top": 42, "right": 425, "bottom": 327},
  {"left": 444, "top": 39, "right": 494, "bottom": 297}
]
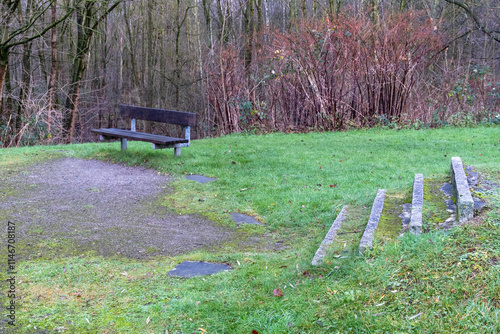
[{"left": 0, "top": 158, "right": 236, "bottom": 259}]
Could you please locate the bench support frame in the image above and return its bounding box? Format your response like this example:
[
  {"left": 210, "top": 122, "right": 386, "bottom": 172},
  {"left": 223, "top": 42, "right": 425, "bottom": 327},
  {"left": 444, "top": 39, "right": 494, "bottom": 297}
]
[{"left": 151, "top": 126, "right": 190, "bottom": 156}]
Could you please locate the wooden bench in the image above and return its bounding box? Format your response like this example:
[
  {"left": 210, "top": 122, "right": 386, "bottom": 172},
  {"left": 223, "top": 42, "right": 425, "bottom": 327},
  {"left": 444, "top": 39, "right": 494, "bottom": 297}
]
[{"left": 91, "top": 104, "right": 197, "bottom": 156}]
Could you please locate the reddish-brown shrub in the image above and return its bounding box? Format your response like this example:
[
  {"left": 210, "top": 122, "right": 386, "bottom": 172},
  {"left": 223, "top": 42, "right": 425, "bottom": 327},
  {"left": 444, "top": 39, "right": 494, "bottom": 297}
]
[{"left": 203, "top": 12, "right": 443, "bottom": 134}]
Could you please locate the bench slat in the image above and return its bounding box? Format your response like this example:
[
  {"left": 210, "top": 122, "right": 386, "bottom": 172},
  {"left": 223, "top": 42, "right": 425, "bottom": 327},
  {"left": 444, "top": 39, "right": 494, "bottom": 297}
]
[
  {"left": 91, "top": 128, "right": 188, "bottom": 145},
  {"left": 119, "top": 104, "right": 197, "bottom": 127}
]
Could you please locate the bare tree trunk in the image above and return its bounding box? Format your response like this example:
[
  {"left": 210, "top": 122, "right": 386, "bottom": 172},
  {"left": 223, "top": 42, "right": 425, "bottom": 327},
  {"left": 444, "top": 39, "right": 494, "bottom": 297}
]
[
  {"left": 65, "top": 2, "right": 92, "bottom": 143},
  {"left": 64, "top": 0, "right": 122, "bottom": 143},
  {"left": 47, "top": 0, "right": 57, "bottom": 134},
  {"left": 244, "top": 0, "right": 254, "bottom": 71},
  {"left": 263, "top": 0, "right": 270, "bottom": 27},
  {"left": 202, "top": 0, "right": 213, "bottom": 49},
  {"left": 16, "top": 0, "right": 34, "bottom": 144},
  {"left": 0, "top": 51, "right": 7, "bottom": 111},
  {"left": 146, "top": 0, "right": 154, "bottom": 108},
  {"left": 217, "top": 0, "right": 232, "bottom": 44},
  {"left": 123, "top": 2, "right": 140, "bottom": 99},
  {"left": 369, "top": 0, "right": 380, "bottom": 24}
]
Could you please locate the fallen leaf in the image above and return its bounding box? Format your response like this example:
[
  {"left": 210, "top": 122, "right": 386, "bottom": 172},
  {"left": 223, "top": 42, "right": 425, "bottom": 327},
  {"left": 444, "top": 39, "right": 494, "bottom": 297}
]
[
  {"left": 273, "top": 288, "right": 284, "bottom": 297},
  {"left": 252, "top": 330, "right": 259, "bottom": 334},
  {"left": 196, "top": 301, "right": 201, "bottom": 306},
  {"left": 198, "top": 328, "right": 207, "bottom": 333}
]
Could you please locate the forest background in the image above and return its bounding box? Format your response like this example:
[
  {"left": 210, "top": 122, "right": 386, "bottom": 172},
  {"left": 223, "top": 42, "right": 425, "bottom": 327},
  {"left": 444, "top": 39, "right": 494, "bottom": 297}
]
[{"left": 0, "top": 0, "right": 499, "bottom": 147}]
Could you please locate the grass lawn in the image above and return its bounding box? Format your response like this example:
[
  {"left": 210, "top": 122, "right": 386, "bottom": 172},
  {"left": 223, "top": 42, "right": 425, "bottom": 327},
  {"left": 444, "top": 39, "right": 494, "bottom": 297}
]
[{"left": 1, "top": 126, "right": 499, "bottom": 333}]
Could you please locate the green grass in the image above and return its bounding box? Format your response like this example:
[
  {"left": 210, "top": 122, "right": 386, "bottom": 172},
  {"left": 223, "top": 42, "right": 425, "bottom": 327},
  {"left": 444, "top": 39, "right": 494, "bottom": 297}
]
[{"left": 1, "top": 126, "right": 499, "bottom": 333}]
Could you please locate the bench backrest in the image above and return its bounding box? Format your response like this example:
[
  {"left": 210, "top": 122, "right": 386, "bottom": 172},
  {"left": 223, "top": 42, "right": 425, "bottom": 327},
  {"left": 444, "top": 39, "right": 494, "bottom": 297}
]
[{"left": 119, "top": 104, "right": 197, "bottom": 127}]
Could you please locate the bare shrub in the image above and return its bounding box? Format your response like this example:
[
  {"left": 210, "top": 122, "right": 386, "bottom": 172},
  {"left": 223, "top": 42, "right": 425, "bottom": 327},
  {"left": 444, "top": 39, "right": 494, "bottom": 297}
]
[{"left": 202, "top": 12, "right": 443, "bottom": 134}]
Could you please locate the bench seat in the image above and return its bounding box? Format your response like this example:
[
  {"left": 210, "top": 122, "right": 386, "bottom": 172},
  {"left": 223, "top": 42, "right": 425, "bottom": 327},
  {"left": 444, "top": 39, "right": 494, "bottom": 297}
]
[
  {"left": 92, "top": 104, "right": 197, "bottom": 156},
  {"left": 91, "top": 128, "right": 188, "bottom": 145}
]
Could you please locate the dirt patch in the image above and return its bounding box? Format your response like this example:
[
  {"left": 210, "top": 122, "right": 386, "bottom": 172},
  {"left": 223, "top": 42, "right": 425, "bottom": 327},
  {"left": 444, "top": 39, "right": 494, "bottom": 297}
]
[{"left": 0, "top": 158, "right": 237, "bottom": 259}]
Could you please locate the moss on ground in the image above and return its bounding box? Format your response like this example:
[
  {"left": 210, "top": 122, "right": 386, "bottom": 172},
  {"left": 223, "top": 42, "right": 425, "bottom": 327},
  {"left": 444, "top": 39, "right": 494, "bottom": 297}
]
[
  {"left": 423, "top": 176, "right": 452, "bottom": 231},
  {"left": 375, "top": 188, "right": 412, "bottom": 243},
  {"left": 321, "top": 205, "right": 370, "bottom": 262}
]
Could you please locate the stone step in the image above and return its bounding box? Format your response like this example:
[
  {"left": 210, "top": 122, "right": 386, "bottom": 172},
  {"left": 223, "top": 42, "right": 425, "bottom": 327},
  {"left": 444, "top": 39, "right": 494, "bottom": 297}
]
[
  {"left": 359, "top": 189, "right": 386, "bottom": 254},
  {"left": 311, "top": 205, "right": 348, "bottom": 266},
  {"left": 409, "top": 174, "right": 424, "bottom": 235},
  {"left": 450, "top": 157, "right": 474, "bottom": 223}
]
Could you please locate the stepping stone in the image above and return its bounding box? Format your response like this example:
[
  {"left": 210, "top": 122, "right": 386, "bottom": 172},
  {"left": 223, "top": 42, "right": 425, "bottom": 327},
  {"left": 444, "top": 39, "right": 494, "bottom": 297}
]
[
  {"left": 450, "top": 157, "right": 474, "bottom": 223},
  {"left": 439, "top": 181, "right": 457, "bottom": 229},
  {"left": 440, "top": 182, "right": 454, "bottom": 197},
  {"left": 465, "top": 166, "right": 487, "bottom": 212},
  {"left": 359, "top": 189, "right": 386, "bottom": 254},
  {"left": 167, "top": 261, "right": 231, "bottom": 278},
  {"left": 409, "top": 174, "right": 424, "bottom": 235},
  {"left": 399, "top": 203, "right": 411, "bottom": 231},
  {"left": 465, "top": 166, "right": 480, "bottom": 188},
  {"left": 311, "top": 205, "right": 348, "bottom": 266},
  {"left": 473, "top": 198, "right": 487, "bottom": 211},
  {"left": 230, "top": 213, "right": 263, "bottom": 226},
  {"left": 185, "top": 174, "right": 216, "bottom": 183}
]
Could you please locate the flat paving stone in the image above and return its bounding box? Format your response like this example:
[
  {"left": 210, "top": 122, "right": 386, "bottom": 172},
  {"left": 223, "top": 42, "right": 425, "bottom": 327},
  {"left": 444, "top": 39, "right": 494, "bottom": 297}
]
[
  {"left": 399, "top": 203, "right": 411, "bottom": 231},
  {"left": 473, "top": 198, "right": 487, "bottom": 211},
  {"left": 465, "top": 166, "right": 480, "bottom": 188},
  {"left": 465, "top": 166, "right": 488, "bottom": 212},
  {"left": 230, "top": 213, "right": 263, "bottom": 226},
  {"left": 167, "top": 261, "right": 231, "bottom": 278},
  {"left": 440, "top": 182, "right": 454, "bottom": 197},
  {"left": 185, "top": 174, "right": 217, "bottom": 183},
  {"left": 439, "top": 181, "right": 457, "bottom": 229}
]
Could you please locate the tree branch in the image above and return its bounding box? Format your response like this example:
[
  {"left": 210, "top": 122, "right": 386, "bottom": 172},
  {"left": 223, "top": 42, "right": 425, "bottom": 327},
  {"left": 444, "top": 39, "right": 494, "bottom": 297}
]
[
  {"left": 91, "top": 0, "right": 123, "bottom": 31},
  {"left": 434, "top": 29, "right": 473, "bottom": 56},
  {"left": 5, "top": 1, "right": 53, "bottom": 45},
  {"left": 4, "top": 3, "right": 75, "bottom": 48},
  {"left": 444, "top": 0, "right": 500, "bottom": 43}
]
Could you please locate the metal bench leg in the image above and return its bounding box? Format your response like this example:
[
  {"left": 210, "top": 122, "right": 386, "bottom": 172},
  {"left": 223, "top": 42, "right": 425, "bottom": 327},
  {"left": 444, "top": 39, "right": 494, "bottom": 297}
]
[
  {"left": 121, "top": 138, "right": 127, "bottom": 150},
  {"left": 174, "top": 147, "right": 181, "bottom": 156}
]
